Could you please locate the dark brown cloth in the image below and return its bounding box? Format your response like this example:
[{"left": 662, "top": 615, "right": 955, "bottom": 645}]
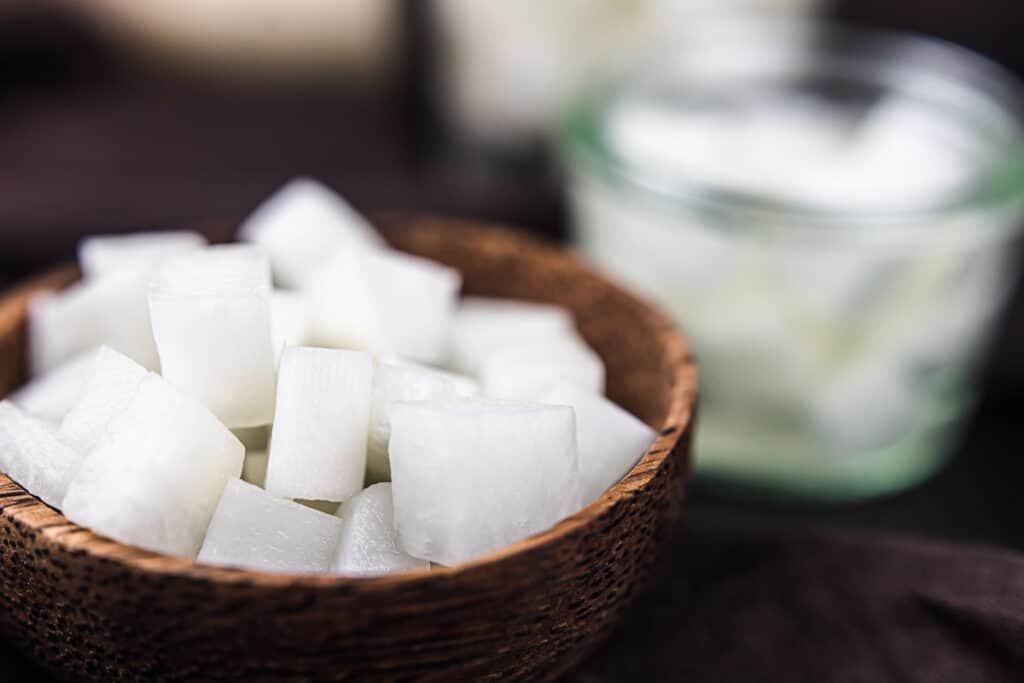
[{"left": 566, "top": 522, "right": 1024, "bottom": 683}]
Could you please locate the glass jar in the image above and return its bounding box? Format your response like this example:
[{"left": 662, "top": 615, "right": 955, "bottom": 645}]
[
  {"left": 560, "top": 21, "right": 1024, "bottom": 501},
  {"left": 431, "top": 0, "right": 820, "bottom": 152}
]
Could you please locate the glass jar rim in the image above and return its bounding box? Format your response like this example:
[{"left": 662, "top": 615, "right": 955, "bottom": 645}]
[{"left": 559, "top": 19, "right": 1024, "bottom": 234}]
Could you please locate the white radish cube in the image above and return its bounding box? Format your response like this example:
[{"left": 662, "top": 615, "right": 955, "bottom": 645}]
[
  {"left": 791, "top": 98, "right": 977, "bottom": 212},
  {"left": 241, "top": 450, "right": 269, "bottom": 487},
  {"left": 238, "top": 177, "right": 385, "bottom": 287},
  {"left": 62, "top": 375, "right": 244, "bottom": 558},
  {"left": 448, "top": 297, "right": 575, "bottom": 374},
  {"left": 389, "top": 399, "right": 581, "bottom": 565},
  {"left": 10, "top": 347, "right": 99, "bottom": 422},
  {"left": 810, "top": 360, "right": 918, "bottom": 454},
  {"left": 58, "top": 346, "right": 148, "bottom": 455},
  {"left": 0, "top": 401, "right": 84, "bottom": 508},
  {"left": 197, "top": 478, "right": 343, "bottom": 574},
  {"left": 361, "top": 249, "right": 461, "bottom": 364},
  {"left": 29, "top": 266, "right": 159, "bottom": 375},
  {"left": 330, "top": 483, "right": 429, "bottom": 576},
  {"left": 78, "top": 231, "right": 207, "bottom": 279},
  {"left": 149, "top": 245, "right": 277, "bottom": 427},
  {"left": 378, "top": 354, "right": 481, "bottom": 398},
  {"left": 265, "top": 347, "right": 373, "bottom": 502},
  {"left": 269, "top": 290, "right": 310, "bottom": 366},
  {"left": 301, "top": 249, "right": 379, "bottom": 351},
  {"left": 538, "top": 380, "right": 657, "bottom": 504},
  {"left": 481, "top": 334, "right": 604, "bottom": 401},
  {"left": 303, "top": 249, "right": 461, "bottom": 363},
  {"left": 366, "top": 359, "right": 479, "bottom": 483}
]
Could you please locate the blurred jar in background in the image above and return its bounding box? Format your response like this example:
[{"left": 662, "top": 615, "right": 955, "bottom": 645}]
[
  {"left": 433, "top": 0, "right": 819, "bottom": 154},
  {"left": 64, "top": 0, "right": 401, "bottom": 87},
  {"left": 561, "top": 21, "right": 1024, "bottom": 500}
]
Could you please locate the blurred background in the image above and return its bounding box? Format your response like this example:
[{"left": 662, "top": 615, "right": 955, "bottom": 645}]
[{"left": 3, "top": 1, "right": 1024, "bottom": 541}]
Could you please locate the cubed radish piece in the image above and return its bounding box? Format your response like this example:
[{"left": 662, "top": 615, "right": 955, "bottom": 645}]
[
  {"left": 481, "top": 334, "right": 604, "bottom": 401},
  {"left": 10, "top": 347, "right": 99, "bottom": 422},
  {"left": 301, "top": 250, "right": 380, "bottom": 351},
  {"left": 265, "top": 347, "right": 373, "bottom": 502},
  {"left": 303, "top": 249, "right": 461, "bottom": 363},
  {"left": 62, "top": 375, "right": 244, "bottom": 558},
  {"left": 378, "top": 354, "right": 481, "bottom": 398},
  {"left": 366, "top": 359, "right": 478, "bottom": 483},
  {"left": 0, "top": 401, "right": 84, "bottom": 508},
  {"left": 330, "top": 483, "right": 429, "bottom": 576},
  {"left": 149, "top": 245, "right": 277, "bottom": 427},
  {"left": 78, "top": 231, "right": 207, "bottom": 279},
  {"left": 241, "top": 450, "right": 269, "bottom": 487},
  {"left": 237, "top": 177, "right": 385, "bottom": 287},
  {"left": 810, "top": 361, "right": 918, "bottom": 454},
  {"left": 538, "top": 380, "right": 657, "bottom": 504},
  {"left": 389, "top": 399, "right": 581, "bottom": 565},
  {"left": 448, "top": 297, "right": 575, "bottom": 374},
  {"left": 58, "top": 346, "right": 148, "bottom": 454},
  {"left": 197, "top": 478, "right": 343, "bottom": 574},
  {"left": 362, "top": 249, "right": 461, "bottom": 363},
  {"left": 29, "top": 267, "right": 159, "bottom": 375},
  {"left": 269, "top": 290, "right": 310, "bottom": 366}
]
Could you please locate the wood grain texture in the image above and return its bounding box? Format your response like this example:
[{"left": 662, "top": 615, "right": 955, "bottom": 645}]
[{"left": 0, "top": 216, "right": 697, "bottom": 682}]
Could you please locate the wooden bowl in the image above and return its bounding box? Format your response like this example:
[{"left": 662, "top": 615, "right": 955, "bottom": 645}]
[{"left": 0, "top": 215, "right": 697, "bottom": 681}]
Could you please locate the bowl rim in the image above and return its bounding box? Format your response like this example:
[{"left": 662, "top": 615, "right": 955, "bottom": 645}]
[{"left": 0, "top": 217, "right": 697, "bottom": 589}]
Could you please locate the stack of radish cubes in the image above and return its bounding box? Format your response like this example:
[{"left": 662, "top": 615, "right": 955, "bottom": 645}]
[{"left": 0, "top": 178, "right": 657, "bottom": 574}]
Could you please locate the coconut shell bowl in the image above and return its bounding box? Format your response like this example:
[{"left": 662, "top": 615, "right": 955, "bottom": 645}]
[{"left": 0, "top": 215, "right": 697, "bottom": 681}]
